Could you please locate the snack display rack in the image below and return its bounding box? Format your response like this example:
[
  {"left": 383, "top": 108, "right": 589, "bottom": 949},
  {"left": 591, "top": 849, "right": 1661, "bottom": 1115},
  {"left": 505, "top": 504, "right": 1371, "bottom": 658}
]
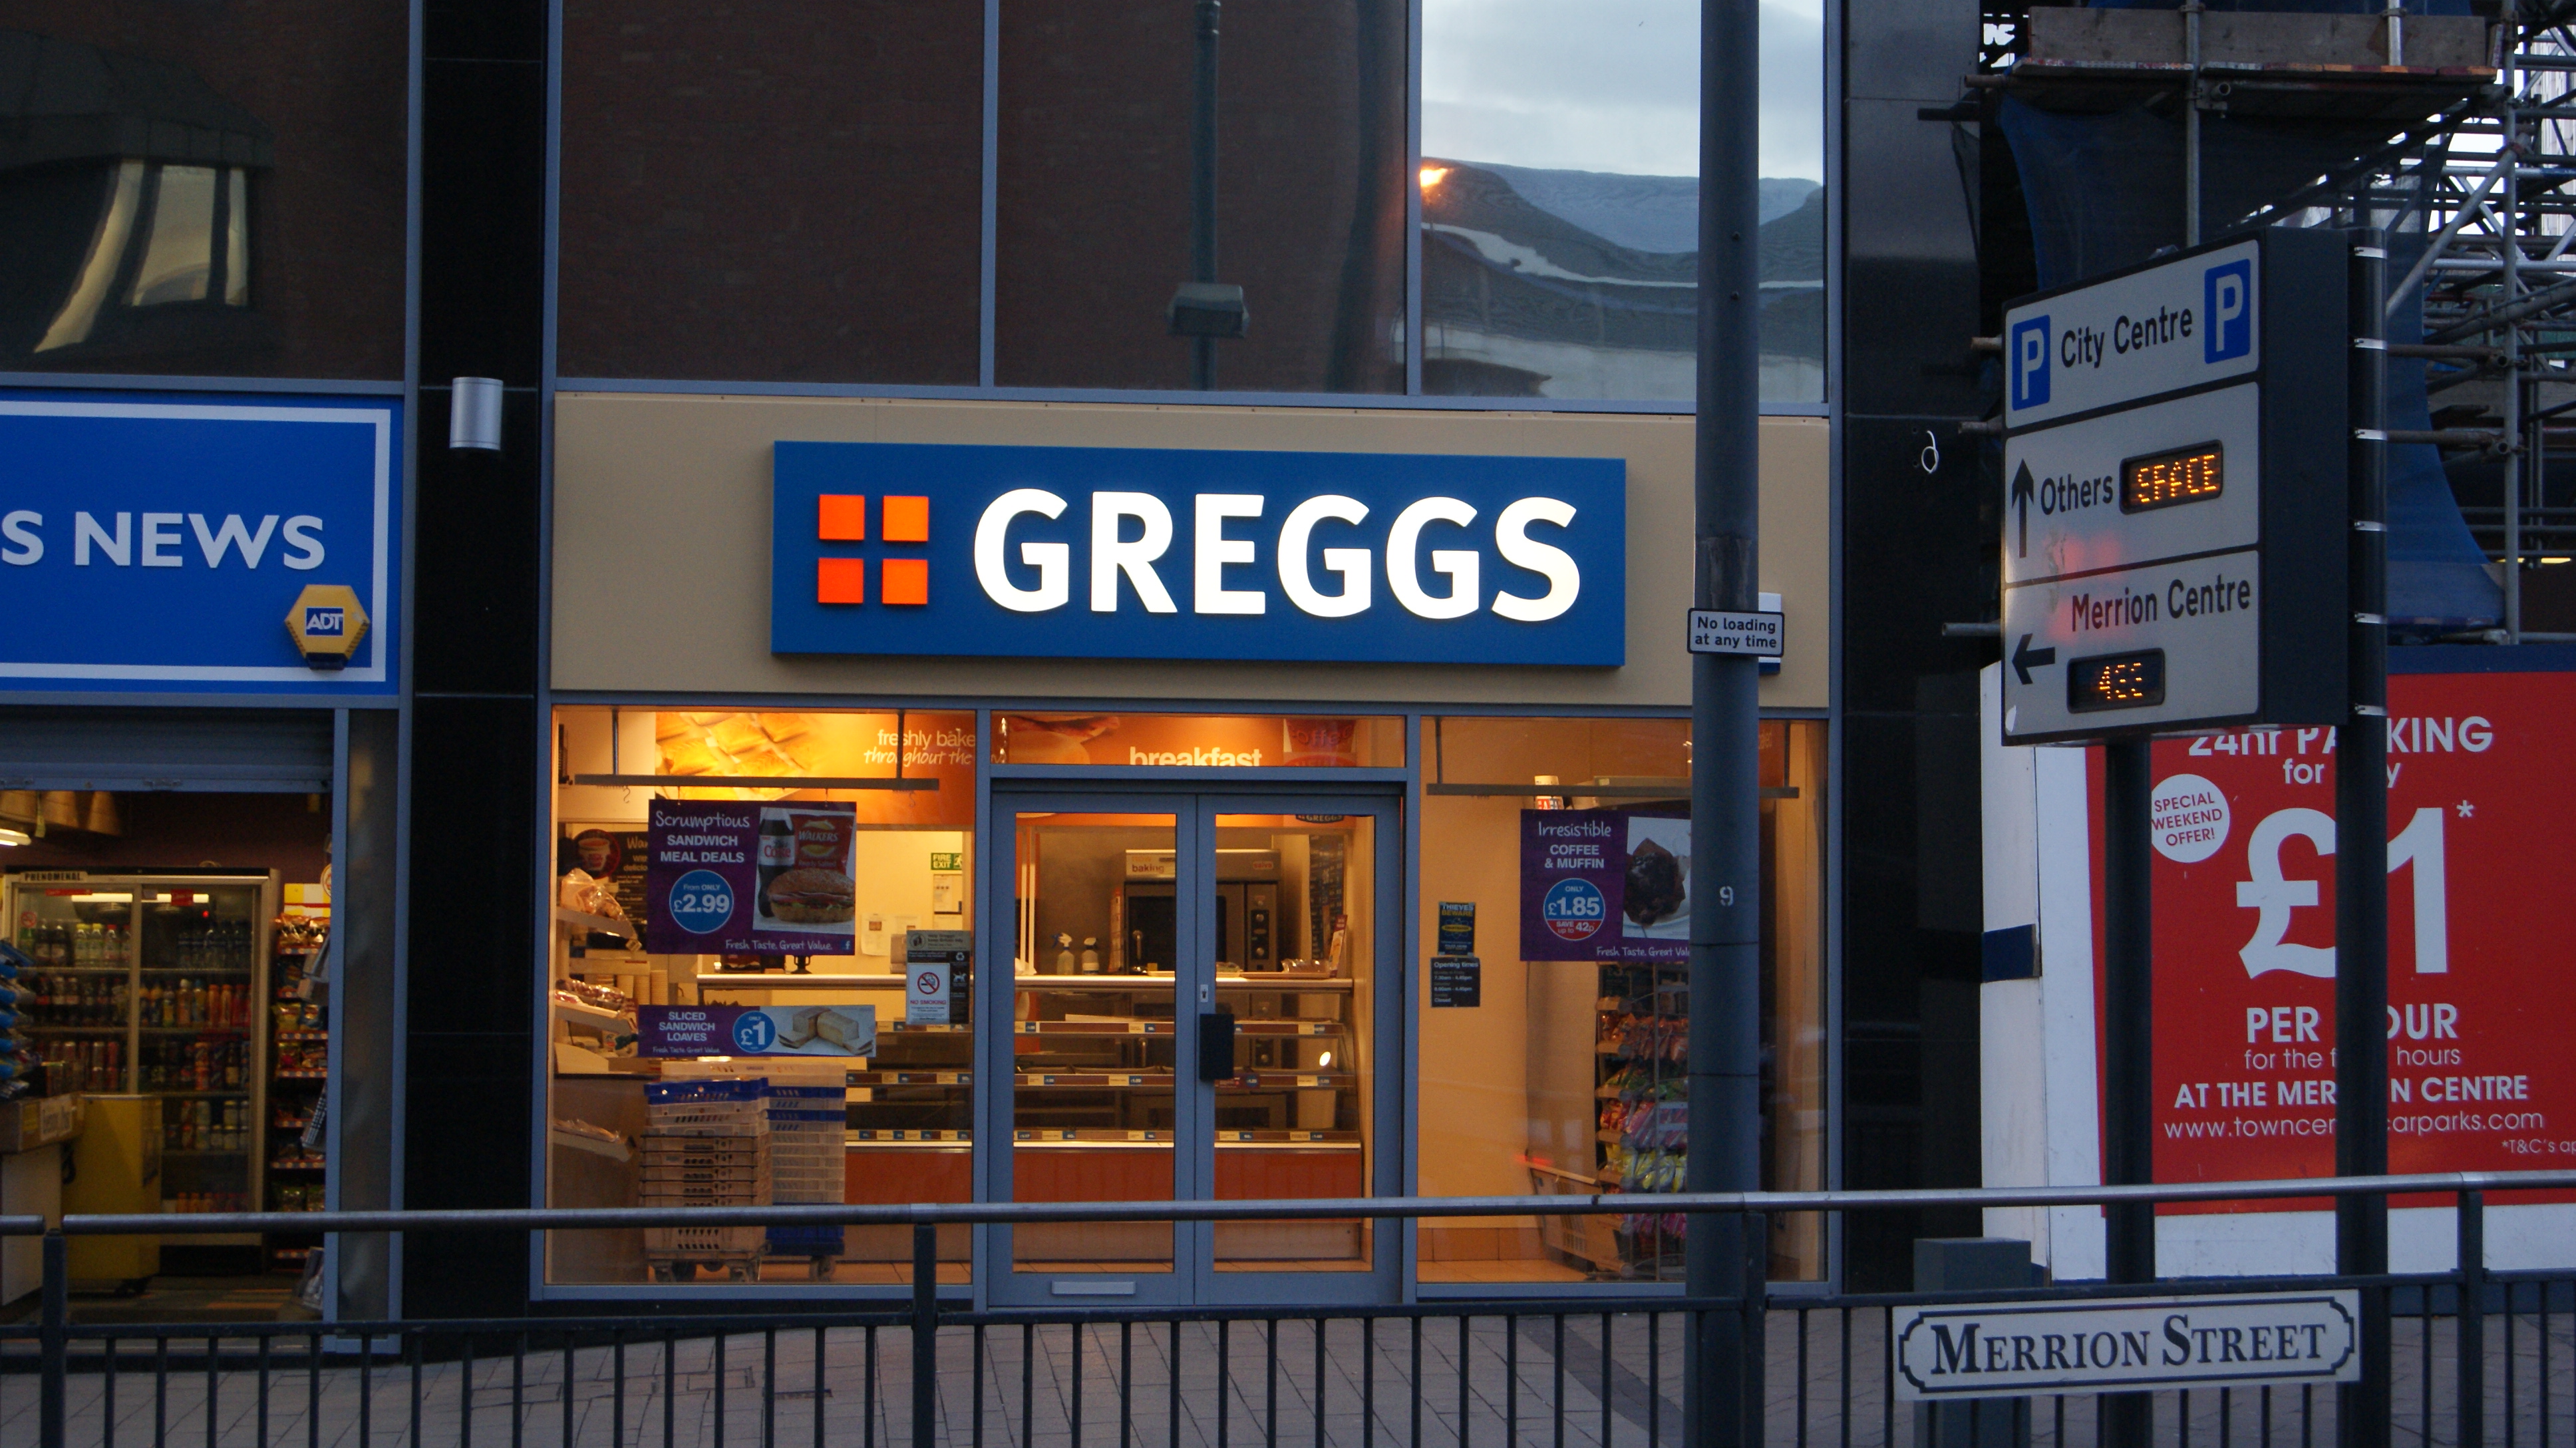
[
  {"left": 1591, "top": 962, "right": 1688, "bottom": 1278},
  {"left": 265, "top": 891, "right": 330, "bottom": 1268}
]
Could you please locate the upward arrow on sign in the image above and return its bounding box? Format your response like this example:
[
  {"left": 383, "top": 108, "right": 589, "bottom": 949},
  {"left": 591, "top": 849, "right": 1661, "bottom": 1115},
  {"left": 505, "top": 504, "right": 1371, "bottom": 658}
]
[{"left": 2011, "top": 461, "right": 2036, "bottom": 559}]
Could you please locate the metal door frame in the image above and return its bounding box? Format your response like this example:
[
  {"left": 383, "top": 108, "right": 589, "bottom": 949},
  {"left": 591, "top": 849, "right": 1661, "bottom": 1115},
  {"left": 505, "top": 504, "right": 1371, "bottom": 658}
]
[{"left": 977, "top": 781, "right": 1404, "bottom": 1310}]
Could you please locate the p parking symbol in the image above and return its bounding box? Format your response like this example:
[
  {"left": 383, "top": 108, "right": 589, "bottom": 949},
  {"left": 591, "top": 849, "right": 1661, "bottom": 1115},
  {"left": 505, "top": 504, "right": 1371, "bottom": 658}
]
[
  {"left": 2010, "top": 317, "right": 2051, "bottom": 410},
  {"left": 2205, "top": 260, "right": 2253, "bottom": 362}
]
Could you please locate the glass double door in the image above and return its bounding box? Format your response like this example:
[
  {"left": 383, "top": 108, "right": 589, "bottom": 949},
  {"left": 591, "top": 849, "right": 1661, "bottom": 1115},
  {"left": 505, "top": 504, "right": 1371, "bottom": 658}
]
[{"left": 986, "top": 790, "right": 1396, "bottom": 1306}]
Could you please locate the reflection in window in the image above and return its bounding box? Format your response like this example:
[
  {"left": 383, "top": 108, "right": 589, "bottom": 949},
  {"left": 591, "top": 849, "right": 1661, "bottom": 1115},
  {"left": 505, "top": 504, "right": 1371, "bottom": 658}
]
[
  {"left": 129, "top": 165, "right": 219, "bottom": 305},
  {"left": 25, "top": 160, "right": 255, "bottom": 355},
  {"left": 1420, "top": 0, "right": 1825, "bottom": 403}
]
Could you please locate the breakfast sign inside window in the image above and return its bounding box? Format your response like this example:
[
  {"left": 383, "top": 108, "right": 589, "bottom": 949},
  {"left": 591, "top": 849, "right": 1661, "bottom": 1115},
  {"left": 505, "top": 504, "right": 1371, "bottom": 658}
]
[{"left": 643, "top": 797, "right": 859, "bottom": 955}]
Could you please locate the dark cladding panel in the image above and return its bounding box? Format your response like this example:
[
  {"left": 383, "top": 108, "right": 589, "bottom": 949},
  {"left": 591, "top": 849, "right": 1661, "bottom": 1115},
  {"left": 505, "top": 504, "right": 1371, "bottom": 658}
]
[
  {"left": 995, "top": 0, "right": 1407, "bottom": 393},
  {"left": 556, "top": 0, "right": 983, "bottom": 385},
  {"left": 1842, "top": 97, "right": 1983, "bottom": 421},
  {"left": 0, "top": 3, "right": 406, "bottom": 378}
]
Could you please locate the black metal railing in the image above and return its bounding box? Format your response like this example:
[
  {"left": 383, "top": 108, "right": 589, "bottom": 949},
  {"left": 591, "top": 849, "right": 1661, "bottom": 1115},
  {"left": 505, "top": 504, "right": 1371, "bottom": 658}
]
[{"left": 5, "top": 1169, "right": 2573, "bottom": 1447}]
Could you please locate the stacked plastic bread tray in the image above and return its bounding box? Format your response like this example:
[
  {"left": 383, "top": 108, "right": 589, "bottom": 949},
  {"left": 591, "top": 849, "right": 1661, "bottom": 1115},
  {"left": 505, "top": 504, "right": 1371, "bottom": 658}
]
[
  {"left": 640, "top": 1079, "right": 770, "bottom": 1264},
  {"left": 763, "top": 1081, "right": 846, "bottom": 1262}
]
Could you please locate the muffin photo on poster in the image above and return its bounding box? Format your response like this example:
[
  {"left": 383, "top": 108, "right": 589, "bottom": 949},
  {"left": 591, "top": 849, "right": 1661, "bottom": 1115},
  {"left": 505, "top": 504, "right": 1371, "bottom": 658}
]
[{"left": 643, "top": 798, "right": 858, "bottom": 956}]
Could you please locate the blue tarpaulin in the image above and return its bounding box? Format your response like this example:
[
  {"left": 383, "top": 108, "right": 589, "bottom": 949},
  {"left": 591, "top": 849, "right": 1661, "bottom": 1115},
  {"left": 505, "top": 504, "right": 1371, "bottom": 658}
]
[{"left": 1996, "top": 94, "right": 2501, "bottom": 628}]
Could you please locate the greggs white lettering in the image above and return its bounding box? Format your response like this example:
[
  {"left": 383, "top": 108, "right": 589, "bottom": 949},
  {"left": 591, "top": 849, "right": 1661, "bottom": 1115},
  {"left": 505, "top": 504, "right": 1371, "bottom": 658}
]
[{"left": 970, "top": 488, "right": 1581, "bottom": 623}]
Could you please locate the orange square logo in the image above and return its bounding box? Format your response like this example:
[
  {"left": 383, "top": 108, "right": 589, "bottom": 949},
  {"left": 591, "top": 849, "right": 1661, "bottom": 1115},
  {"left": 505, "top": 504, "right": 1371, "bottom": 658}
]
[
  {"left": 816, "top": 558, "right": 867, "bottom": 604},
  {"left": 817, "top": 494, "right": 867, "bottom": 541},
  {"left": 880, "top": 556, "right": 929, "bottom": 606},
  {"left": 881, "top": 495, "right": 929, "bottom": 543}
]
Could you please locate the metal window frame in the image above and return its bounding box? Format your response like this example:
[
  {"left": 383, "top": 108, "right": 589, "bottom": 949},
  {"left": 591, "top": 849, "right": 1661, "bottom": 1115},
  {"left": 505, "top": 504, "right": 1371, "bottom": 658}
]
[{"left": 522, "top": 697, "right": 1829, "bottom": 1304}]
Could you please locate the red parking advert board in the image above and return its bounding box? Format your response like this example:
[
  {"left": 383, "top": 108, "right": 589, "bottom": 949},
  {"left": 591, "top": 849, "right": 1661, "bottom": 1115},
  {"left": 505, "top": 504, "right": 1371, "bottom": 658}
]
[{"left": 2087, "top": 661, "right": 2576, "bottom": 1211}]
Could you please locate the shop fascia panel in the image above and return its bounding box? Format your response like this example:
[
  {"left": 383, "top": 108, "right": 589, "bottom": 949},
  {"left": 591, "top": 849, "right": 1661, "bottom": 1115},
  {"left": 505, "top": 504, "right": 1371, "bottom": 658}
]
[{"left": 550, "top": 394, "right": 1828, "bottom": 711}]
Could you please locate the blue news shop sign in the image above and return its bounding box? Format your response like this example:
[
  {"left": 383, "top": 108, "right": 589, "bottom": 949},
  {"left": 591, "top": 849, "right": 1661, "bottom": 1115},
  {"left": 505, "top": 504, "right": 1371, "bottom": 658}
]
[
  {"left": 0, "top": 392, "right": 401, "bottom": 695},
  {"left": 771, "top": 442, "right": 1626, "bottom": 665}
]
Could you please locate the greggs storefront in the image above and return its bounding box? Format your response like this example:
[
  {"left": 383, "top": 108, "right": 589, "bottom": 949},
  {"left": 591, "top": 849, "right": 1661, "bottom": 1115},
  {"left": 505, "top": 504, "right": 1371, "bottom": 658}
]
[{"left": 535, "top": 395, "right": 1830, "bottom": 1305}]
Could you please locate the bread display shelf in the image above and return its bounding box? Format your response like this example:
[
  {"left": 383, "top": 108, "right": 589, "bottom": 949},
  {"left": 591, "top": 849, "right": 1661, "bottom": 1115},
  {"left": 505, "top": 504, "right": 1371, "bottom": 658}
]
[
  {"left": 1007, "top": 1127, "right": 1362, "bottom": 1147},
  {"left": 1015, "top": 973, "right": 1354, "bottom": 994},
  {"left": 693, "top": 973, "right": 903, "bottom": 990},
  {"left": 552, "top": 999, "right": 633, "bottom": 1034},
  {"left": 554, "top": 907, "right": 635, "bottom": 940},
  {"left": 1011, "top": 1018, "right": 1344, "bottom": 1036}
]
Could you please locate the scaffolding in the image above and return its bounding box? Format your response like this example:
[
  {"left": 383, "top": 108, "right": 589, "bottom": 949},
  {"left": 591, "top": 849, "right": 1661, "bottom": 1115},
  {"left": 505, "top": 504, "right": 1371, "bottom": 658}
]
[{"left": 1971, "top": 1, "right": 2576, "bottom": 644}]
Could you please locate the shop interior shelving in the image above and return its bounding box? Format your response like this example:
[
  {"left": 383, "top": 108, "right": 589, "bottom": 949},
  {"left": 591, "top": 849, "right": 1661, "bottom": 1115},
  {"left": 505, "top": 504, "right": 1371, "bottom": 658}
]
[
  {"left": 264, "top": 906, "right": 330, "bottom": 1270},
  {"left": 5, "top": 872, "right": 277, "bottom": 1253}
]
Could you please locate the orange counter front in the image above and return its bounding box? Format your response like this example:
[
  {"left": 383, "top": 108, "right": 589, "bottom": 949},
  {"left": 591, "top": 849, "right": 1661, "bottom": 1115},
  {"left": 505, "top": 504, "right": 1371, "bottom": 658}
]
[{"left": 843, "top": 1144, "right": 1366, "bottom": 1270}]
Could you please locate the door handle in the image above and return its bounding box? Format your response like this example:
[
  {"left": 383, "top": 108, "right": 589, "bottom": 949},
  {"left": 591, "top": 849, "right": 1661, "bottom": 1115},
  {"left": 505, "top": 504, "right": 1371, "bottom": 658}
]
[{"left": 1197, "top": 1010, "right": 1235, "bottom": 1083}]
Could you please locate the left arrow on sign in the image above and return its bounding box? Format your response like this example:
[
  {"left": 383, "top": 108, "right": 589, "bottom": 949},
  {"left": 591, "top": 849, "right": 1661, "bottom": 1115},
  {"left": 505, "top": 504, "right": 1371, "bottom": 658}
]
[{"left": 2012, "top": 632, "right": 2057, "bottom": 686}]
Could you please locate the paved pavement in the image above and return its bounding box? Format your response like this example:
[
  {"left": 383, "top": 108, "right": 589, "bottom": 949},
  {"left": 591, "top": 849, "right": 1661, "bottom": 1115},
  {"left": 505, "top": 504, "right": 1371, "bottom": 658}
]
[{"left": 3, "top": 1306, "right": 2569, "bottom": 1447}]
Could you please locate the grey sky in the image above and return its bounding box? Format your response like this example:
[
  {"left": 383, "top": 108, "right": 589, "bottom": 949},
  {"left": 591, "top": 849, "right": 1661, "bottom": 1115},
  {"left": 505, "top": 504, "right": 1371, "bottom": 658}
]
[{"left": 1422, "top": 0, "right": 1825, "bottom": 182}]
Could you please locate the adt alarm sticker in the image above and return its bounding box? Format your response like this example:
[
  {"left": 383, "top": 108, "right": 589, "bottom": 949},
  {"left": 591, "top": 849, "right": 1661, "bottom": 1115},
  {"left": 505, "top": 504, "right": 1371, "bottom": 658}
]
[
  {"left": 730, "top": 1010, "right": 778, "bottom": 1053},
  {"left": 667, "top": 869, "right": 735, "bottom": 934},
  {"left": 1541, "top": 878, "right": 1607, "bottom": 941}
]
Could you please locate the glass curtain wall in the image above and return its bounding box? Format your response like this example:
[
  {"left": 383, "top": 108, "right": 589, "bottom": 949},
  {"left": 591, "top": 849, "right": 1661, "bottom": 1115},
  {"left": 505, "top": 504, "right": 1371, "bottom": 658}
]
[
  {"left": 1416, "top": 715, "right": 1827, "bottom": 1282},
  {"left": 1418, "top": 0, "right": 1825, "bottom": 403},
  {"left": 553, "top": 2, "right": 1826, "bottom": 403}
]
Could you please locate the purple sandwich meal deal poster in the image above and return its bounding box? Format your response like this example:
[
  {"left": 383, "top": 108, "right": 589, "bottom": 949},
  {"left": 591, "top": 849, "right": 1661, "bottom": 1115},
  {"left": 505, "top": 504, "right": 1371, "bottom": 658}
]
[
  {"left": 644, "top": 798, "right": 859, "bottom": 955},
  {"left": 1519, "top": 806, "right": 1690, "bottom": 963}
]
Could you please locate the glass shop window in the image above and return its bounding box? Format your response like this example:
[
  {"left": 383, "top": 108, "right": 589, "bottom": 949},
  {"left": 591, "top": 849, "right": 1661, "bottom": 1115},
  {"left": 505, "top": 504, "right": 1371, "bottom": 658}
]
[
  {"left": 993, "top": 713, "right": 1404, "bottom": 769},
  {"left": 995, "top": 0, "right": 1408, "bottom": 393},
  {"left": 543, "top": 707, "right": 978, "bottom": 1286},
  {"left": 1416, "top": 715, "right": 1828, "bottom": 1282},
  {"left": 1418, "top": 0, "right": 1825, "bottom": 405}
]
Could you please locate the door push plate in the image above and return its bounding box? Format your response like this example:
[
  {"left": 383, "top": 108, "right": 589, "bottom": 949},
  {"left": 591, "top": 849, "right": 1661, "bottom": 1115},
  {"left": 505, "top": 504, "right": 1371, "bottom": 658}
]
[{"left": 1198, "top": 1011, "right": 1236, "bottom": 1082}]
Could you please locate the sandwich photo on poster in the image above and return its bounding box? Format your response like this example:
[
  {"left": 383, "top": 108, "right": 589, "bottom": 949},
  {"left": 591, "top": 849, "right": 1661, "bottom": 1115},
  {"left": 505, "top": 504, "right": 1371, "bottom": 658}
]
[
  {"left": 643, "top": 798, "right": 858, "bottom": 955},
  {"left": 1519, "top": 805, "right": 1690, "bottom": 963}
]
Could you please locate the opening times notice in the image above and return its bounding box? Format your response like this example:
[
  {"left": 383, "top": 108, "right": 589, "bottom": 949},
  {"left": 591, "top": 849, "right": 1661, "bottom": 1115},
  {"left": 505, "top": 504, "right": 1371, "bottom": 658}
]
[{"left": 2087, "top": 666, "right": 2576, "bottom": 1210}]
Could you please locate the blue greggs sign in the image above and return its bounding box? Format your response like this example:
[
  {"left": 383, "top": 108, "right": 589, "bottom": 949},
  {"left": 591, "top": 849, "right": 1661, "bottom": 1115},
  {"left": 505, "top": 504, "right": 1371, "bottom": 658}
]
[
  {"left": 771, "top": 443, "right": 1626, "bottom": 665},
  {"left": 0, "top": 391, "right": 401, "bottom": 695}
]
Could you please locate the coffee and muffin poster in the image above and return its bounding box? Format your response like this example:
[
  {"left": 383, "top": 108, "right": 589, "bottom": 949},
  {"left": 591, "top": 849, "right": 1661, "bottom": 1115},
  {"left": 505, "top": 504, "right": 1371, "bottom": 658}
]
[
  {"left": 1518, "top": 805, "right": 1691, "bottom": 963},
  {"left": 643, "top": 798, "right": 860, "bottom": 956}
]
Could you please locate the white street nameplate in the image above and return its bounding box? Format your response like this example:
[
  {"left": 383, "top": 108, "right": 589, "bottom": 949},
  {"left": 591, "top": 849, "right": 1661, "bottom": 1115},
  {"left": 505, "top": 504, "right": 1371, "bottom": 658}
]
[{"left": 1892, "top": 1291, "right": 2359, "bottom": 1401}]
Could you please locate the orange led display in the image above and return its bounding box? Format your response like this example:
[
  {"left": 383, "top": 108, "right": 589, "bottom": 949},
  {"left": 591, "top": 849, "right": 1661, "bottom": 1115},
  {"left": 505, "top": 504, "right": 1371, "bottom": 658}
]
[{"left": 2120, "top": 443, "right": 2223, "bottom": 513}]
